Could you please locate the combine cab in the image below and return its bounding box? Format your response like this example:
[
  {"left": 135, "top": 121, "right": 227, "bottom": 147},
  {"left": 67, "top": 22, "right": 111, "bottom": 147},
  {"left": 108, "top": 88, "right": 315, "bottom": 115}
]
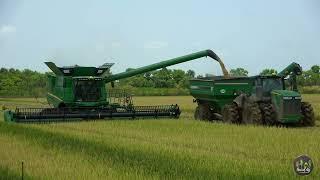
[{"left": 4, "top": 49, "right": 222, "bottom": 123}]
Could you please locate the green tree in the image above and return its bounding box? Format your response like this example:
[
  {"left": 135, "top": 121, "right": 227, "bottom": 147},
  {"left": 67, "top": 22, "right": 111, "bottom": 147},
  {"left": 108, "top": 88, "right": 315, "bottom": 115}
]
[
  {"left": 311, "top": 65, "right": 320, "bottom": 73},
  {"left": 260, "top": 69, "right": 278, "bottom": 76},
  {"left": 152, "top": 68, "right": 175, "bottom": 88},
  {"left": 297, "top": 65, "right": 319, "bottom": 86},
  {"left": 0, "top": 67, "right": 47, "bottom": 97},
  {"left": 186, "top": 70, "right": 195, "bottom": 78},
  {"left": 230, "top": 68, "right": 248, "bottom": 77},
  {"left": 172, "top": 69, "right": 185, "bottom": 84},
  {"left": 177, "top": 77, "right": 190, "bottom": 88}
]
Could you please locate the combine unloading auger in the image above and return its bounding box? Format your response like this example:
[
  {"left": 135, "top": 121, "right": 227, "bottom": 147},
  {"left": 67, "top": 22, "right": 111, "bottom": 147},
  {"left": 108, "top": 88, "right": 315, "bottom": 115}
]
[{"left": 4, "top": 49, "right": 224, "bottom": 123}]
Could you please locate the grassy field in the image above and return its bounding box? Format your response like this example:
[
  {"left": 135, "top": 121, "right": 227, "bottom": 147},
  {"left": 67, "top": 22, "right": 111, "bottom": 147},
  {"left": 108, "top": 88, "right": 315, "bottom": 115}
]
[{"left": 0, "top": 95, "right": 319, "bottom": 179}]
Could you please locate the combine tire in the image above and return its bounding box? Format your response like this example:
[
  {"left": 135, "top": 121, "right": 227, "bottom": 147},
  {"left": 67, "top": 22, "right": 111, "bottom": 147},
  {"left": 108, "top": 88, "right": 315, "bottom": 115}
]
[
  {"left": 222, "top": 103, "right": 239, "bottom": 124},
  {"left": 194, "top": 104, "right": 213, "bottom": 121},
  {"left": 260, "top": 103, "right": 276, "bottom": 126},
  {"left": 300, "top": 102, "right": 315, "bottom": 126},
  {"left": 242, "top": 102, "right": 262, "bottom": 125}
]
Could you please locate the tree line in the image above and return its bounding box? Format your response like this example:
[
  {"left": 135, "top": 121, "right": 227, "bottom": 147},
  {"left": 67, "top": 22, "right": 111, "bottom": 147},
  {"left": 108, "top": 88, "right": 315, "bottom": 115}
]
[
  {"left": 116, "top": 68, "right": 195, "bottom": 88},
  {"left": 229, "top": 65, "right": 320, "bottom": 86},
  {"left": 0, "top": 68, "right": 47, "bottom": 97},
  {"left": 0, "top": 65, "right": 319, "bottom": 97}
]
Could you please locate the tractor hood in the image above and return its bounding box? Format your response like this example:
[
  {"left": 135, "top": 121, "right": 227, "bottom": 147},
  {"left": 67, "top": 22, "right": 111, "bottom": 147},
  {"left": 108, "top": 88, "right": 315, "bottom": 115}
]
[
  {"left": 271, "top": 90, "right": 301, "bottom": 98},
  {"left": 271, "top": 90, "right": 302, "bottom": 123}
]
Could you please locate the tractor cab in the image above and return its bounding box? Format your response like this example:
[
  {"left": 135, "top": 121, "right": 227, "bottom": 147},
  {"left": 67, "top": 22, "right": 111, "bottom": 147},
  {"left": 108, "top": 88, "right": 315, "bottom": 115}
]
[
  {"left": 256, "top": 76, "right": 284, "bottom": 96},
  {"left": 254, "top": 75, "right": 302, "bottom": 123}
]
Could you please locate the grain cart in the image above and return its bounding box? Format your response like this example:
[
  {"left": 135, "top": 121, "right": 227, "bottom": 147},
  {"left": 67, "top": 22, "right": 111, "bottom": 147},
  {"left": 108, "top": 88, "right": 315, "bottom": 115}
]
[
  {"left": 191, "top": 61, "right": 315, "bottom": 126},
  {"left": 4, "top": 49, "right": 224, "bottom": 123}
]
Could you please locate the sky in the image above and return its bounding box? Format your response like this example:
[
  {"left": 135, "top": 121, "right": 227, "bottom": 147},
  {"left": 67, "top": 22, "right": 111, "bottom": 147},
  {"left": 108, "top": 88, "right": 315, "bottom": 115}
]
[{"left": 0, "top": 0, "right": 319, "bottom": 76}]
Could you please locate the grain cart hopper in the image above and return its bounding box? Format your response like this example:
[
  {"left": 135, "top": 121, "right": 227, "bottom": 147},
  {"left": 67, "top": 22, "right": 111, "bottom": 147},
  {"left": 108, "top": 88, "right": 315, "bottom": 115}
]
[
  {"left": 4, "top": 49, "right": 223, "bottom": 123},
  {"left": 191, "top": 61, "right": 315, "bottom": 126}
]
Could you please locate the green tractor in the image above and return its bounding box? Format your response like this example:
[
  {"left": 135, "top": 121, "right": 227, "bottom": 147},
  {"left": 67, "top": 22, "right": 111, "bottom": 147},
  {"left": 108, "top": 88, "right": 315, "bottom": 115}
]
[
  {"left": 190, "top": 60, "right": 315, "bottom": 126},
  {"left": 4, "top": 49, "right": 223, "bottom": 123}
]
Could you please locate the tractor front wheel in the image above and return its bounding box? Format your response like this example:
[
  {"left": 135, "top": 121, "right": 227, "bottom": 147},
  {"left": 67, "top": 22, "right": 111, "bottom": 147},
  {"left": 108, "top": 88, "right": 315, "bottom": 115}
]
[
  {"left": 222, "top": 103, "right": 240, "bottom": 124},
  {"left": 300, "top": 102, "right": 315, "bottom": 126}
]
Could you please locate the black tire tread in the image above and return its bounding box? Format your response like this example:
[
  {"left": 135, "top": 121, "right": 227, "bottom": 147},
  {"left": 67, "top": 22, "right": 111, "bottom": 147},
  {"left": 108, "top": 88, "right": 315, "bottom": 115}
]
[
  {"left": 301, "top": 102, "right": 315, "bottom": 126},
  {"left": 222, "top": 103, "right": 240, "bottom": 124},
  {"left": 260, "top": 103, "right": 276, "bottom": 126},
  {"left": 243, "top": 102, "right": 262, "bottom": 125},
  {"left": 195, "top": 104, "right": 213, "bottom": 121}
]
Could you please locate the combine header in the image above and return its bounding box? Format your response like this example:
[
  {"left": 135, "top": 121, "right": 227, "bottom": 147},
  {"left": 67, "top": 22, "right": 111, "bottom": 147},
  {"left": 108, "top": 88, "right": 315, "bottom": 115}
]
[{"left": 4, "top": 49, "right": 224, "bottom": 123}]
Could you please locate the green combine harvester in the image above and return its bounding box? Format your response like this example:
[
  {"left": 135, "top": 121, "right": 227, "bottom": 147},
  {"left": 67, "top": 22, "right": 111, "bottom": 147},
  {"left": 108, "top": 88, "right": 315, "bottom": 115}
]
[
  {"left": 4, "top": 49, "right": 224, "bottom": 123},
  {"left": 190, "top": 60, "right": 315, "bottom": 126}
]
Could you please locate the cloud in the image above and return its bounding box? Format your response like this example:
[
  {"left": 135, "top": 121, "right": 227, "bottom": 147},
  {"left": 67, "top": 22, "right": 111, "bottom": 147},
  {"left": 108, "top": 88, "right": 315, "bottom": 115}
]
[
  {"left": 144, "top": 41, "right": 168, "bottom": 49},
  {"left": 0, "top": 25, "right": 16, "bottom": 33}
]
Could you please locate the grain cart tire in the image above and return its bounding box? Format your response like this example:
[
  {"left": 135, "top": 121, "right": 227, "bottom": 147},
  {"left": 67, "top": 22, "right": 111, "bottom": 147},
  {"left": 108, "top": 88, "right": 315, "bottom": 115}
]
[
  {"left": 194, "top": 106, "right": 200, "bottom": 120},
  {"left": 222, "top": 103, "right": 239, "bottom": 124},
  {"left": 260, "top": 103, "right": 276, "bottom": 126},
  {"left": 196, "top": 104, "right": 212, "bottom": 121},
  {"left": 242, "top": 102, "right": 263, "bottom": 125},
  {"left": 300, "top": 102, "right": 315, "bottom": 126}
]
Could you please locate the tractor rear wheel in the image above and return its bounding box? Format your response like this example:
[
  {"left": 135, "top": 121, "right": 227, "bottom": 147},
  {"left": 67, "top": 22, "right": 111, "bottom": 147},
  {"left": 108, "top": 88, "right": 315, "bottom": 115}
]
[
  {"left": 194, "top": 104, "right": 212, "bottom": 121},
  {"left": 222, "top": 103, "right": 240, "bottom": 124},
  {"left": 260, "top": 103, "right": 276, "bottom": 126},
  {"left": 300, "top": 102, "right": 315, "bottom": 126},
  {"left": 242, "top": 102, "right": 263, "bottom": 125}
]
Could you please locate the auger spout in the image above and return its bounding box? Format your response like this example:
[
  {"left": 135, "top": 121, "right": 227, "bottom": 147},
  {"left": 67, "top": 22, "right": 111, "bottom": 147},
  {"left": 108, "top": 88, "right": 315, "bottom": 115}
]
[
  {"left": 277, "top": 62, "right": 302, "bottom": 77},
  {"left": 277, "top": 62, "right": 302, "bottom": 92},
  {"left": 105, "top": 49, "right": 229, "bottom": 82}
]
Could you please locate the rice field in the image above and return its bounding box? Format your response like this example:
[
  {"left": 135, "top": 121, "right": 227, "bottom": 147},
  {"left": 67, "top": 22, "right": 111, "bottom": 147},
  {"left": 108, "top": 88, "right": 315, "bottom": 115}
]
[{"left": 0, "top": 95, "right": 319, "bottom": 179}]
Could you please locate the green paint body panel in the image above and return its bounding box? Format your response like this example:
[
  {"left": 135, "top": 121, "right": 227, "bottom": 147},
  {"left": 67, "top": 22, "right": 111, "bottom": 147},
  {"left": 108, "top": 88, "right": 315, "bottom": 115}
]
[
  {"left": 190, "top": 77, "right": 254, "bottom": 112},
  {"left": 4, "top": 110, "right": 14, "bottom": 122},
  {"left": 271, "top": 90, "right": 302, "bottom": 123},
  {"left": 281, "top": 114, "right": 302, "bottom": 123}
]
